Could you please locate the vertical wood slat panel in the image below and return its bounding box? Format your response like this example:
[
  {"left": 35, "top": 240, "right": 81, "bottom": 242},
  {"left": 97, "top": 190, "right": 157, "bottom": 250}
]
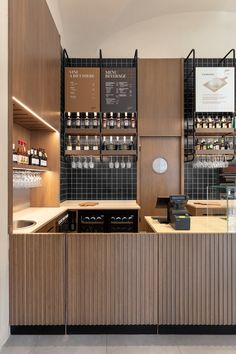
[
  {"left": 158, "top": 233, "right": 235, "bottom": 325},
  {"left": 10, "top": 233, "right": 65, "bottom": 325},
  {"left": 67, "top": 233, "right": 159, "bottom": 325}
]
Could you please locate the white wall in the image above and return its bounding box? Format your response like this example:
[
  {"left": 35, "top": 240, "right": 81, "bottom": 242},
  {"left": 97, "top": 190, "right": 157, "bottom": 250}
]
[
  {"left": 46, "top": 0, "right": 65, "bottom": 47},
  {"left": 0, "top": 0, "right": 9, "bottom": 347},
  {"left": 97, "top": 11, "right": 236, "bottom": 58}
]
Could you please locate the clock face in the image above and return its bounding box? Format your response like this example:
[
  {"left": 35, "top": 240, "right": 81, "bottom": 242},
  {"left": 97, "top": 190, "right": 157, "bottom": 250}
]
[{"left": 152, "top": 158, "right": 168, "bottom": 174}]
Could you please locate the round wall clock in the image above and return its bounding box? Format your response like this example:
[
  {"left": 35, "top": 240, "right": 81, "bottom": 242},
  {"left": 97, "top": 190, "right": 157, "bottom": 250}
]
[{"left": 152, "top": 158, "right": 168, "bottom": 174}]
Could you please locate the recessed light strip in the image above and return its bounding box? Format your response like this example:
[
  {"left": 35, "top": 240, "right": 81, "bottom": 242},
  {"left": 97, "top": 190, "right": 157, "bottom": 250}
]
[{"left": 12, "top": 96, "right": 59, "bottom": 133}]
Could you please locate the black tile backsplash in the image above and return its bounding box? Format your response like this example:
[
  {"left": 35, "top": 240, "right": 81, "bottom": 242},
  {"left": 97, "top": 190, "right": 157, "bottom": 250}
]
[
  {"left": 60, "top": 55, "right": 137, "bottom": 201},
  {"left": 184, "top": 57, "right": 234, "bottom": 200}
]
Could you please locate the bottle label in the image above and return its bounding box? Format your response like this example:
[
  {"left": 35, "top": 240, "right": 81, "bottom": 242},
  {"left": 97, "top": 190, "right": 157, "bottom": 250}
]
[
  {"left": 67, "top": 146, "right": 72, "bottom": 151},
  {"left": 41, "top": 160, "right": 47, "bottom": 167},
  {"left": 13, "top": 155, "right": 18, "bottom": 163}
]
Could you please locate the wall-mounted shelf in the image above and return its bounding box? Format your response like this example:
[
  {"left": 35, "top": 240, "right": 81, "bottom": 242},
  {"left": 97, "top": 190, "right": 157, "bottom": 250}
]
[
  {"left": 65, "top": 150, "right": 100, "bottom": 156},
  {"left": 65, "top": 128, "right": 100, "bottom": 136},
  {"left": 101, "top": 129, "right": 136, "bottom": 136},
  {"left": 13, "top": 100, "right": 56, "bottom": 132},
  {"left": 195, "top": 150, "right": 234, "bottom": 155},
  {"left": 195, "top": 128, "right": 234, "bottom": 136},
  {"left": 102, "top": 150, "right": 136, "bottom": 156},
  {"left": 13, "top": 164, "right": 49, "bottom": 172}
]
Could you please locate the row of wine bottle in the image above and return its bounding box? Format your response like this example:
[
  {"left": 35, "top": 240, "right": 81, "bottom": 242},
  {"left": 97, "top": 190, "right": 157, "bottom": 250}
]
[
  {"left": 195, "top": 137, "right": 233, "bottom": 151},
  {"left": 13, "top": 140, "right": 48, "bottom": 167},
  {"left": 195, "top": 115, "right": 233, "bottom": 129},
  {"left": 66, "top": 112, "right": 136, "bottom": 129},
  {"left": 66, "top": 135, "right": 136, "bottom": 151}
]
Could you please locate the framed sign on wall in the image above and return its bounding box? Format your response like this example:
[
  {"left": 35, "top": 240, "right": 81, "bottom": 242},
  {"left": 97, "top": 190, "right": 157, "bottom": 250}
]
[
  {"left": 101, "top": 67, "right": 136, "bottom": 112},
  {"left": 65, "top": 67, "right": 100, "bottom": 112},
  {"left": 195, "top": 67, "right": 235, "bottom": 112}
]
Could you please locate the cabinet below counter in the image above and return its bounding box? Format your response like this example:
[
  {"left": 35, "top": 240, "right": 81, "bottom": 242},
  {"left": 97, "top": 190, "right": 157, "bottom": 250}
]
[{"left": 145, "top": 216, "right": 228, "bottom": 233}]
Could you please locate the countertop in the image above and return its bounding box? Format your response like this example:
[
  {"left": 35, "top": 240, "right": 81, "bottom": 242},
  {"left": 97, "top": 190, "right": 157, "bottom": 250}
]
[
  {"left": 187, "top": 199, "right": 227, "bottom": 216},
  {"left": 145, "top": 215, "right": 229, "bottom": 233},
  {"left": 13, "top": 200, "right": 140, "bottom": 234}
]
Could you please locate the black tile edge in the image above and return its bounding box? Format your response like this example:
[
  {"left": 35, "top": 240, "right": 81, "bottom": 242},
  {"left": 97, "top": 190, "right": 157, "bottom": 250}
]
[
  {"left": 10, "top": 325, "right": 66, "bottom": 335},
  {"left": 67, "top": 325, "right": 157, "bottom": 335},
  {"left": 158, "top": 325, "right": 236, "bottom": 335}
]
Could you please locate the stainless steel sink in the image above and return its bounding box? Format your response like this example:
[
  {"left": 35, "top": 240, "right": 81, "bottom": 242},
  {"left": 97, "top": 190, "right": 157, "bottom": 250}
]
[{"left": 13, "top": 220, "right": 36, "bottom": 230}]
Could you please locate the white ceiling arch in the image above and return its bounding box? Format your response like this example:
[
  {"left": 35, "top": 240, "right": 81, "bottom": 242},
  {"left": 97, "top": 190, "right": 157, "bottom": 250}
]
[{"left": 57, "top": 0, "right": 236, "bottom": 56}]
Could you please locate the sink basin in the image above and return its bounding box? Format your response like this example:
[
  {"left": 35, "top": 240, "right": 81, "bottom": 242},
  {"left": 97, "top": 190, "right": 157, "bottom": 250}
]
[{"left": 13, "top": 220, "right": 36, "bottom": 230}]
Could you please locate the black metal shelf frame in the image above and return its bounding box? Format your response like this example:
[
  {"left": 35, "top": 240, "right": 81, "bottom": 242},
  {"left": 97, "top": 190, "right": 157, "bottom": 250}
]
[{"left": 184, "top": 48, "right": 236, "bottom": 163}]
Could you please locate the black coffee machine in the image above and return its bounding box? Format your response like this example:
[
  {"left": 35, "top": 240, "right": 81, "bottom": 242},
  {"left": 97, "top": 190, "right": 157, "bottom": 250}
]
[{"left": 167, "top": 195, "right": 190, "bottom": 230}]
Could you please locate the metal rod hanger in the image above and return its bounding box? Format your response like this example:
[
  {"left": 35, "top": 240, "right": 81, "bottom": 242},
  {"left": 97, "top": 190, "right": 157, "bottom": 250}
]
[
  {"left": 218, "top": 48, "right": 235, "bottom": 65},
  {"left": 63, "top": 49, "right": 69, "bottom": 59},
  {"left": 184, "top": 49, "right": 195, "bottom": 63}
]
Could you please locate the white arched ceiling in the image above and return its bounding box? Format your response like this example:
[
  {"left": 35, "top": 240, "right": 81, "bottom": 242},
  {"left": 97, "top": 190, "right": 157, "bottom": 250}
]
[{"left": 57, "top": 0, "right": 236, "bottom": 57}]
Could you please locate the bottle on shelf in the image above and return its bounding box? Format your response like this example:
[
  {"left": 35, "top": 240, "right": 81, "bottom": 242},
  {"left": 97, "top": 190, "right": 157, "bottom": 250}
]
[
  {"left": 29, "top": 148, "right": 34, "bottom": 165},
  {"left": 107, "top": 136, "right": 115, "bottom": 150},
  {"left": 109, "top": 112, "right": 115, "bottom": 129},
  {"left": 131, "top": 113, "right": 136, "bottom": 129},
  {"left": 40, "top": 149, "right": 48, "bottom": 167},
  {"left": 227, "top": 115, "right": 232, "bottom": 128},
  {"left": 196, "top": 116, "right": 202, "bottom": 129},
  {"left": 215, "top": 116, "right": 221, "bottom": 128},
  {"left": 34, "top": 149, "right": 40, "bottom": 166},
  {"left": 84, "top": 112, "right": 90, "bottom": 128},
  {"left": 102, "top": 137, "right": 106, "bottom": 150},
  {"left": 115, "top": 136, "right": 120, "bottom": 150},
  {"left": 129, "top": 136, "right": 134, "bottom": 150},
  {"left": 84, "top": 136, "right": 89, "bottom": 150},
  {"left": 195, "top": 139, "right": 200, "bottom": 150},
  {"left": 122, "top": 136, "right": 129, "bottom": 150},
  {"left": 207, "top": 115, "right": 213, "bottom": 129},
  {"left": 102, "top": 113, "right": 107, "bottom": 129},
  {"left": 75, "top": 136, "right": 81, "bottom": 151},
  {"left": 220, "top": 137, "right": 225, "bottom": 150},
  {"left": 67, "top": 135, "right": 73, "bottom": 151},
  {"left": 221, "top": 116, "right": 227, "bottom": 128},
  {"left": 213, "top": 139, "right": 220, "bottom": 150},
  {"left": 13, "top": 144, "right": 18, "bottom": 164},
  {"left": 67, "top": 112, "right": 72, "bottom": 128},
  {"left": 38, "top": 149, "right": 43, "bottom": 166},
  {"left": 75, "top": 112, "right": 81, "bottom": 128},
  {"left": 93, "top": 136, "right": 99, "bottom": 150},
  {"left": 124, "top": 112, "right": 129, "bottom": 128},
  {"left": 200, "top": 139, "right": 206, "bottom": 150},
  {"left": 202, "top": 116, "right": 207, "bottom": 129},
  {"left": 93, "top": 112, "right": 98, "bottom": 129},
  {"left": 116, "top": 112, "right": 121, "bottom": 129}
]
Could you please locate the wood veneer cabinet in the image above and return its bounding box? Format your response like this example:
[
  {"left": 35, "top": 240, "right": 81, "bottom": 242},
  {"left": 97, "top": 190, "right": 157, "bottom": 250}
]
[
  {"left": 9, "top": 0, "right": 60, "bottom": 131},
  {"left": 67, "top": 233, "right": 159, "bottom": 325},
  {"left": 138, "top": 59, "right": 183, "bottom": 137},
  {"left": 10, "top": 233, "right": 65, "bottom": 325},
  {"left": 66, "top": 233, "right": 236, "bottom": 326}
]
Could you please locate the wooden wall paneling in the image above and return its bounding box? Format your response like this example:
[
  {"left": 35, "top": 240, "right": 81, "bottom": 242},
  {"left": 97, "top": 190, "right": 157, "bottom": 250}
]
[
  {"left": 158, "top": 233, "right": 236, "bottom": 325},
  {"left": 30, "top": 131, "right": 60, "bottom": 207},
  {"left": 10, "top": 233, "right": 65, "bottom": 325},
  {"left": 41, "top": 0, "right": 61, "bottom": 131},
  {"left": 138, "top": 59, "right": 183, "bottom": 137},
  {"left": 139, "top": 137, "right": 182, "bottom": 230},
  {"left": 67, "top": 233, "right": 159, "bottom": 325}
]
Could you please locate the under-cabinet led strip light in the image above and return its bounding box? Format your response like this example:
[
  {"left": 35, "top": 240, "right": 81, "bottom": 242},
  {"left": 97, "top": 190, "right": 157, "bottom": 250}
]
[{"left": 12, "top": 96, "right": 59, "bottom": 133}]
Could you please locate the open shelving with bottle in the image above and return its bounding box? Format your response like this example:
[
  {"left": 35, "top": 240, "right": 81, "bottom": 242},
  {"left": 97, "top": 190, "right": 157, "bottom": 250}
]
[{"left": 12, "top": 98, "right": 60, "bottom": 207}]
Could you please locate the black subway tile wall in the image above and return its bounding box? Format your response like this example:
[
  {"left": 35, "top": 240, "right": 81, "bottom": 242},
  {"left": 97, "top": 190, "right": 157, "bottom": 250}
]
[
  {"left": 60, "top": 57, "right": 137, "bottom": 201},
  {"left": 60, "top": 50, "right": 67, "bottom": 201},
  {"left": 184, "top": 57, "right": 233, "bottom": 200}
]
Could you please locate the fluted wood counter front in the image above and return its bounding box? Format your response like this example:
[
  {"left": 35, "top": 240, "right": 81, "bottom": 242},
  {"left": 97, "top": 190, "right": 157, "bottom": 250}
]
[{"left": 10, "top": 232, "right": 236, "bottom": 326}]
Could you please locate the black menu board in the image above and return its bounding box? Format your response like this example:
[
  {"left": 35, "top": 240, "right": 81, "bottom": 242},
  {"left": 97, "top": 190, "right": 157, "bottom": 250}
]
[{"left": 101, "top": 68, "right": 136, "bottom": 112}]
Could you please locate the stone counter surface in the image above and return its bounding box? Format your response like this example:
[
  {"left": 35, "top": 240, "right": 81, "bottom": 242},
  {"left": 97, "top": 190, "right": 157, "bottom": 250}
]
[{"left": 13, "top": 200, "right": 140, "bottom": 234}]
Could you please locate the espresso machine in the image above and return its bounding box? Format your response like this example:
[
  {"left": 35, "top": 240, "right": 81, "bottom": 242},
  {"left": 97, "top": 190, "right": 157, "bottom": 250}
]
[{"left": 167, "top": 195, "right": 190, "bottom": 230}]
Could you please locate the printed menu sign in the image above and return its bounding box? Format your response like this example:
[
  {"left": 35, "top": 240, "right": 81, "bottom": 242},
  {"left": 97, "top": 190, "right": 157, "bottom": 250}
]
[
  {"left": 196, "top": 67, "right": 235, "bottom": 112},
  {"left": 101, "top": 68, "right": 136, "bottom": 112},
  {"left": 65, "top": 67, "right": 100, "bottom": 112}
]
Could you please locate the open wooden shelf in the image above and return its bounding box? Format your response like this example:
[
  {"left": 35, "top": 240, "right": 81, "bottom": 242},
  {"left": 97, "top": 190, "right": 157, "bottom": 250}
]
[
  {"left": 13, "top": 101, "right": 53, "bottom": 131},
  {"left": 101, "top": 150, "right": 137, "bottom": 156},
  {"left": 13, "top": 163, "right": 49, "bottom": 172},
  {"left": 65, "top": 128, "right": 100, "bottom": 136},
  {"left": 65, "top": 150, "right": 100, "bottom": 156},
  {"left": 195, "top": 149, "right": 235, "bottom": 155},
  {"left": 195, "top": 128, "right": 234, "bottom": 136},
  {"left": 101, "top": 128, "right": 136, "bottom": 136}
]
